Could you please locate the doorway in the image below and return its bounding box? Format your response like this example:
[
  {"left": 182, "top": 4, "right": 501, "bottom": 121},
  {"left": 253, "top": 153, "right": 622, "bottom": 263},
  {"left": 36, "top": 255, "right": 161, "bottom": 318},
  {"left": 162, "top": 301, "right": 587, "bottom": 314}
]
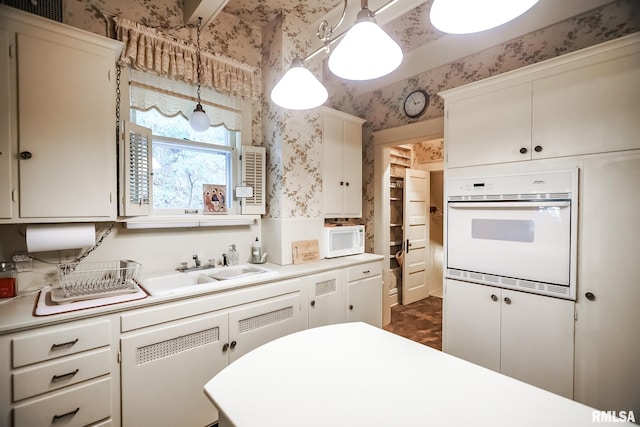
[{"left": 373, "top": 117, "right": 444, "bottom": 326}]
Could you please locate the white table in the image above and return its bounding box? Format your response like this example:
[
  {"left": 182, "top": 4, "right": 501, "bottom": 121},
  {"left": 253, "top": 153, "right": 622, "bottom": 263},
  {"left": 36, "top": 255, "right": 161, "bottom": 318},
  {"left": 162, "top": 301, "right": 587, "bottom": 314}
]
[{"left": 204, "top": 322, "right": 622, "bottom": 426}]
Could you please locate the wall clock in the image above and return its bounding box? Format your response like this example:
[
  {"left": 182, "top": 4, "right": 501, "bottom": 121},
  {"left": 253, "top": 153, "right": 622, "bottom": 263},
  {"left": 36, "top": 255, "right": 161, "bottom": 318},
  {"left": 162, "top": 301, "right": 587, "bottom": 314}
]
[{"left": 403, "top": 89, "right": 429, "bottom": 118}]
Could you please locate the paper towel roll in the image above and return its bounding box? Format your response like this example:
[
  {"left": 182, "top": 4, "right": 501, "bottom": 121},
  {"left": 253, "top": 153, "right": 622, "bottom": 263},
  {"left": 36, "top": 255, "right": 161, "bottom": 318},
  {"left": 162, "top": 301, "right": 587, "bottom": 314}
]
[{"left": 26, "top": 224, "right": 96, "bottom": 252}]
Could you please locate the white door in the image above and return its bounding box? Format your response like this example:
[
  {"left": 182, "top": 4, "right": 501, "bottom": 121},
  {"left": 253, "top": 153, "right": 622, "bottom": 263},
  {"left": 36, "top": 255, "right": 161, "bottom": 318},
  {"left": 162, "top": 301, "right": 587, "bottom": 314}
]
[
  {"left": 402, "top": 168, "right": 430, "bottom": 304},
  {"left": 443, "top": 279, "right": 501, "bottom": 371},
  {"left": 500, "top": 289, "right": 574, "bottom": 399},
  {"left": 574, "top": 151, "right": 640, "bottom": 415}
]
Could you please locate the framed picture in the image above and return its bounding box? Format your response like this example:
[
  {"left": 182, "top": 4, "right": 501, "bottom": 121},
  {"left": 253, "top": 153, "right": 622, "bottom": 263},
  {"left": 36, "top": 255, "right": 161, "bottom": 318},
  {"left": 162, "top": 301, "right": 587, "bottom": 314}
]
[{"left": 203, "top": 184, "right": 227, "bottom": 214}]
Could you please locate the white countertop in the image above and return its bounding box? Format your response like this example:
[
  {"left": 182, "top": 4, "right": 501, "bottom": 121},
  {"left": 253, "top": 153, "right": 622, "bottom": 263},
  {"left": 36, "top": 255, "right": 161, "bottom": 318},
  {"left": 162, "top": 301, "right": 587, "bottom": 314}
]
[
  {"left": 0, "top": 254, "right": 383, "bottom": 335},
  {"left": 204, "top": 322, "right": 625, "bottom": 427}
]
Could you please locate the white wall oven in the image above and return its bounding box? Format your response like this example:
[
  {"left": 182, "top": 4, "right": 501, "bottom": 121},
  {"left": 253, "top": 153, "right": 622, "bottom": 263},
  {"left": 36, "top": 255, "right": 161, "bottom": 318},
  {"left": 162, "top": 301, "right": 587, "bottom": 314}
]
[{"left": 446, "top": 170, "right": 578, "bottom": 300}]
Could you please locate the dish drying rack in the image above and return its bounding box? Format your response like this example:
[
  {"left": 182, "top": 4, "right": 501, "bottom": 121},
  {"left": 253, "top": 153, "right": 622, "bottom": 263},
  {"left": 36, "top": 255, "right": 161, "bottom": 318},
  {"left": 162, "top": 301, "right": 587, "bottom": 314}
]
[{"left": 51, "top": 260, "right": 142, "bottom": 303}]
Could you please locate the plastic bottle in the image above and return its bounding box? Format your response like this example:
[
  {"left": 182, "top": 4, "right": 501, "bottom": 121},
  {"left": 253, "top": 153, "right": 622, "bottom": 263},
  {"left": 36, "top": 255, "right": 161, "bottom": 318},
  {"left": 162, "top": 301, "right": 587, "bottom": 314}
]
[
  {"left": 251, "top": 237, "right": 262, "bottom": 263},
  {"left": 228, "top": 244, "right": 239, "bottom": 265}
]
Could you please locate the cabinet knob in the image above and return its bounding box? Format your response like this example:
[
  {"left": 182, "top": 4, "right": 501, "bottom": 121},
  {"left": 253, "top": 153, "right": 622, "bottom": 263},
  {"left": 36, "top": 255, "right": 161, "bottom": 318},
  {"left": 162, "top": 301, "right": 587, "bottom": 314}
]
[
  {"left": 519, "top": 147, "right": 528, "bottom": 154},
  {"left": 20, "top": 151, "right": 33, "bottom": 160},
  {"left": 340, "top": 181, "right": 344, "bottom": 186},
  {"left": 585, "top": 292, "right": 596, "bottom": 301},
  {"left": 222, "top": 343, "right": 229, "bottom": 352},
  {"left": 534, "top": 145, "right": 543, "bottom": 152},
  {"left": 345, "top": 182, "right": 350, "bottom": 187},
  {"left": 490, "top": 294, "right": 498, "bottom": 302},
  {"left": 230, "top": 340, "right": 237, "bottom": 349},
  {"left": 349, "top": 304, "right": 354, "bottom": 310},
  {"left": 504, "top": 297, "right": 512, "bottom": 305},
  {"left": 310, "top": 300, "right": 316, "bottom": 307}
]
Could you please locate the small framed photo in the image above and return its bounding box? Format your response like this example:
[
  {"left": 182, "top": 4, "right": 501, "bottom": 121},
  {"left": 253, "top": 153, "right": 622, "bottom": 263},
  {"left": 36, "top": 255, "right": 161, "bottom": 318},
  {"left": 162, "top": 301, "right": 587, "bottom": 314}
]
[{"left": 203, "top": 184, "right": 227, "bottom": 214}]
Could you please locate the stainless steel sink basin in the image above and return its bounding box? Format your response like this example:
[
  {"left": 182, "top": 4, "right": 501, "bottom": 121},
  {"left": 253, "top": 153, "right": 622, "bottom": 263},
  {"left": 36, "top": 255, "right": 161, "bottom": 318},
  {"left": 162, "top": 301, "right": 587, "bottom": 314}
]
[{"left": 140, "top": 264, "right": 278, "bottom": 296}]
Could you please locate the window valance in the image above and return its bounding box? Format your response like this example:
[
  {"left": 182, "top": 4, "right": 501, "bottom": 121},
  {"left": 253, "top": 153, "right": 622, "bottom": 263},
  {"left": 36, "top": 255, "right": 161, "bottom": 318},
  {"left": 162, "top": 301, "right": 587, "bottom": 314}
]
[{"left": 114, "top": 16, "right": 259, "bottom": 102}]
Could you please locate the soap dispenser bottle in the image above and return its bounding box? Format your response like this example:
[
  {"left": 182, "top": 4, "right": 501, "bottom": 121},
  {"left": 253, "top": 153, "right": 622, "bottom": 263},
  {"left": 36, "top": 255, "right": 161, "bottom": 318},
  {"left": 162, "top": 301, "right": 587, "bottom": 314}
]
[
  {"left": 251, "top": 237, "right": 262, "bottom": 264},
  {"left": 228, "top": 244, "right": 239, "bottom": 265}
]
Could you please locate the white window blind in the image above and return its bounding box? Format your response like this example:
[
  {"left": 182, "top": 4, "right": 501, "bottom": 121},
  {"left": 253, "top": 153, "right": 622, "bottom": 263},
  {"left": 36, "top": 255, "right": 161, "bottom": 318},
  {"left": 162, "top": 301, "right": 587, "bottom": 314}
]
[
  {"left": 120, "top": 122, "right": 152, "bottom": 216},
  {"left": 241, "top": 146, "right": 265, "bottom": 215}
]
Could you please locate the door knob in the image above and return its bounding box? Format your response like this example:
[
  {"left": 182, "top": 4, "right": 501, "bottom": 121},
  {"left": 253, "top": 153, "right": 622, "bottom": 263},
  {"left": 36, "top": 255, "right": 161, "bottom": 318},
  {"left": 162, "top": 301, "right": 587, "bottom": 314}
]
[{"left": 585, "top": 292, "right": 596, "bottom": 301}]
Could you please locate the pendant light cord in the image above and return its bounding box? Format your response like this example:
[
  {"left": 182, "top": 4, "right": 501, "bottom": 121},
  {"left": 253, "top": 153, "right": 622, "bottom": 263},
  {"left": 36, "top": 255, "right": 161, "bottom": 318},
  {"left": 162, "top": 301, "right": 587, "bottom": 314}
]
[{"left": 196, "top": 17, "right": 203, "bottom": 106}]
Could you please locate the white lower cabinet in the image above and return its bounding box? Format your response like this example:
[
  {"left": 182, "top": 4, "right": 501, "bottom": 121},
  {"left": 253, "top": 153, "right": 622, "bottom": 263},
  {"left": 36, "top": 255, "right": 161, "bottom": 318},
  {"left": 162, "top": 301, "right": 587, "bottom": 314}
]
[
  {"left": 0, "top": 318, "right": 116, "bottom": 427},
  {"left": 443, "top": 279, "right": 574, "bottom": 398},
  {"left": 307, "top": 270, "right": 346, "bottom": 328},
  {"left": 120, "top": 289, "right": 306, "bottom": 427},
  {"left": 346, "top": 262, "right": 383, "bottom": 327}
]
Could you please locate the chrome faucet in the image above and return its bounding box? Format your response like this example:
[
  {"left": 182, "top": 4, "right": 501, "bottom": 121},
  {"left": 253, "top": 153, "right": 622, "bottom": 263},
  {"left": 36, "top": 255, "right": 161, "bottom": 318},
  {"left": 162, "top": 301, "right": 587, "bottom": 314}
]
[{"left": 193, "top": 254, "right": 201, "bottom": 268}]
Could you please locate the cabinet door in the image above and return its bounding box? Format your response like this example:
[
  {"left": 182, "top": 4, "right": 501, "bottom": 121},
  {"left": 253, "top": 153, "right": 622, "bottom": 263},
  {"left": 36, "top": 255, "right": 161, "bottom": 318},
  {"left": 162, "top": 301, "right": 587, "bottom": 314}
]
[
  {"left": 17, "top": 32, "right": 116, "bottom": 218},
  {"left": 308, "top": 270, "right": 345, "bottom": 328},
  {"left": 347, "top": 275, "right": 382, "bottom": 327},
  {"left": 228, "top": 287, "right": 305, "bottom": 362},
  {"left": 121, "top": 311, "right": 228, "bottom": 427},
  {"left": 532, "top": 52, "right": 640, "bottom": 159},
  {"left": 0, "top": 28, "right": 13, "bottom": 219},
  {"left": 445, "top": 83, "right": 532, "bottom": 168},
  {"left": 442, "top": 279, "right": 501, "bottom": 371},
  {"left": 575, "top": 151, "right": 640, "bottom": 415},
  {"left": 500, "top": 289, "right": 574, "bottom": 398},
  {"left": 323, "top": 113, "right": 346, "bottom": 217},
  {"left": 341, "top": 120, "right": 363, "bottom": 217}
]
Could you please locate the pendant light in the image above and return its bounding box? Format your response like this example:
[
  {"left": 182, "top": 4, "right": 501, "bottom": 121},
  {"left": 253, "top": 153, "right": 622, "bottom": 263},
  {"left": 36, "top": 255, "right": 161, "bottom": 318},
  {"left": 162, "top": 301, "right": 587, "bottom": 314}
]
[
  {"left": 327, "top": 0, "right": 403, "bottom": 81},
  {"left": 189, "top": 17, "right": 210, "bottom": 132},
  {"left": 271, "top": 57, "right": 328, "bottom": 110},
  {"left": 430, "top": 0, "right": 540, "bottom": 34}
]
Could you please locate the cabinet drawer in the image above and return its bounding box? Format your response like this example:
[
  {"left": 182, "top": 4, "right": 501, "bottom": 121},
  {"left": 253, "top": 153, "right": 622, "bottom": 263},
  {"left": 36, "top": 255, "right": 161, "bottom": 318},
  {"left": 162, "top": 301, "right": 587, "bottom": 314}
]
[
  {"left": 347, "top": 262, "right": 382, "bottom": 282},
  {"left": 12, "top": 320, "right": 111, "bottom": 368},
  {"left": 13, "top": 377, "right": 111, "bottom": 427},
  {"left": 13, "top": 348, "right": 111, "bottom": 401}
]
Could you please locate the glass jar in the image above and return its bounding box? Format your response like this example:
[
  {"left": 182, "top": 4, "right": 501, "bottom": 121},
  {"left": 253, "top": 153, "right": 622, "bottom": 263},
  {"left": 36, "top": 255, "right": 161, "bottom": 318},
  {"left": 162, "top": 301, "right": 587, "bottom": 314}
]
[{"left": 0, "top": 262, "right": 16, "bottom": 298}]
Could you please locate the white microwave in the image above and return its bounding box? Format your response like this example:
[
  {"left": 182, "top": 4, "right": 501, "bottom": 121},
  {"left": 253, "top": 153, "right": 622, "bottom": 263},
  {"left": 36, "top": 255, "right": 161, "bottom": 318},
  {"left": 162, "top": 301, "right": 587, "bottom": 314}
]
[{"left": 322, "top": 225, "right": 365, "bottom": 258}]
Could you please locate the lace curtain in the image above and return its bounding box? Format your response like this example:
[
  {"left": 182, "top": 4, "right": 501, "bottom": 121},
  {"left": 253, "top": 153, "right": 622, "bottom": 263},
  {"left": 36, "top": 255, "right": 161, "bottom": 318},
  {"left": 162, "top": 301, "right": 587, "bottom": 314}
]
[{"left": 114, "top": 16, "right": 259, "bottom": 102}]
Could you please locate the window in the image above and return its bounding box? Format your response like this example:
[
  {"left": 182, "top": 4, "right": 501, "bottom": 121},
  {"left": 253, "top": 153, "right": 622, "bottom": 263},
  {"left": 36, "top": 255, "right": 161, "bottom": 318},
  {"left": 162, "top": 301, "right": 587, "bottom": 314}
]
[{"left": 131, "top": 108, "right": 239, "bottom": 214}]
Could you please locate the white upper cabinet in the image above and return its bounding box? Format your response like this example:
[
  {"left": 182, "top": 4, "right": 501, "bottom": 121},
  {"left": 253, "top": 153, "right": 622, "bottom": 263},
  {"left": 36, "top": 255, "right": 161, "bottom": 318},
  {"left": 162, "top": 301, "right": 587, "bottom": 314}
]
[
  {"left": 322, "top": 107, "right": 366, "bottom": 218},
  {"left": 442, "top": 34, "right": 640, "bottom": 169},
  {"left": 445, "top": 83, "right": 532, "bottom": 168},
  {"left": 0, "top": 6, "right": 122, "bottom": 222}
]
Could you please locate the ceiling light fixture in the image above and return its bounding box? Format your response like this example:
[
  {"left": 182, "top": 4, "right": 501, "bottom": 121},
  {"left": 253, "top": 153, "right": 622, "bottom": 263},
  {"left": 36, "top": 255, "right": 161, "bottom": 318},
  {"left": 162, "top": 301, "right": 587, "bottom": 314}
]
[
  {"left": 430, "top": 0, "right": 540, "bottom": 34},
  {"left": 270, "top": 0, "right": 402, "bottom": 110},
  {"left": 328, "top": 1, "right": 403, "bottom": 81},
  {"left": 189, "top": 17, "right": 211, "bottom": 132}
]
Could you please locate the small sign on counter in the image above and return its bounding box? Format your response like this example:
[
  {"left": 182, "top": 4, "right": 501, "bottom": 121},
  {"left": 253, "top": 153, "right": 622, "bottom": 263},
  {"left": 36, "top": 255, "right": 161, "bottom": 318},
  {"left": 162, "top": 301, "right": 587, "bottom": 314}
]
[{"left": 292, "top": 240, "right": 320, "bottom": 264}]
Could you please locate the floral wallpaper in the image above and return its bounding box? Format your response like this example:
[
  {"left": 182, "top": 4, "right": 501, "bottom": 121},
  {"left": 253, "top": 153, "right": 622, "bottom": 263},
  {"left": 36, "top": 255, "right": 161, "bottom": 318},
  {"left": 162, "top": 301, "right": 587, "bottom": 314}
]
[{"left": 52, "top": 0, "right": 640, "bottom": 250}]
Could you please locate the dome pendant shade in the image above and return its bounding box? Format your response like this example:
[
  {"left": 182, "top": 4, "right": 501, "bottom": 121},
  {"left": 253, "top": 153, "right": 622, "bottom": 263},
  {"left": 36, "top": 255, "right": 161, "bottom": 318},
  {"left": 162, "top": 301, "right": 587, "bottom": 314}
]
[
  {"left": 328, "top": 20, "right": 403, "bottom": 81},
  {"left": 430, "top": 0, "right": 540, "bottom": 34},
  {"left": 271, "top": 58, "right": 328, "bottom": 110},
  {"left": 189, "top": 103, "right": 210, "bottom": 132}
]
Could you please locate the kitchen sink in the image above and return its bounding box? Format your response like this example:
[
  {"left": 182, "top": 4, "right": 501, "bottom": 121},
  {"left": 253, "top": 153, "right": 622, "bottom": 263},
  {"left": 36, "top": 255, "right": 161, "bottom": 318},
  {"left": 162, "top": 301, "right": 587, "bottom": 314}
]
[{"left": 140, "top": 264, "right": 278, "bottom": 297}]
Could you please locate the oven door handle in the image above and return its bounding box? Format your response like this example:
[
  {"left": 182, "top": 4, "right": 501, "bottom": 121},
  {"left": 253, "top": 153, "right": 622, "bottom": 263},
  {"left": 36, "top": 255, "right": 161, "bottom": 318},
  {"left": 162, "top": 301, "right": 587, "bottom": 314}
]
[{"left": 448, "top": 201, "right": 570, "bottom": 209}]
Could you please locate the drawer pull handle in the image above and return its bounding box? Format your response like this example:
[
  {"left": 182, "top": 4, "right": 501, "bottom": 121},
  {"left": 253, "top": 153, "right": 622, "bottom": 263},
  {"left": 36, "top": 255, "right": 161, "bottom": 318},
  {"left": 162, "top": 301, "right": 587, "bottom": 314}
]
[
  {"left": 51, "top": 369, "right": 79, "bottom": 382},
  {"left": 51, "top": 338, "right": 78, "bottom": 351},
  {"left": 52, "top": 407, "right": 79, "bottom": 423},
  {"left": 362, "top": 270, "right": 370, "bottom": 274}
]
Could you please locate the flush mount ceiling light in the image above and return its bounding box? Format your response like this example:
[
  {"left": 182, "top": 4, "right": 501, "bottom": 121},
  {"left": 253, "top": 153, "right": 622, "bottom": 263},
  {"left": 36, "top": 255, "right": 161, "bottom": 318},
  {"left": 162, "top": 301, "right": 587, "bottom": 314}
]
[
  {"left": 189, "top": 17, "right": 211, "bottom": 132},
  {"left": 430, "top": 0, "right": 540, "bottom": 34},
  {"left": 270, "top": 0, "right": 403, "bottom": 110}
]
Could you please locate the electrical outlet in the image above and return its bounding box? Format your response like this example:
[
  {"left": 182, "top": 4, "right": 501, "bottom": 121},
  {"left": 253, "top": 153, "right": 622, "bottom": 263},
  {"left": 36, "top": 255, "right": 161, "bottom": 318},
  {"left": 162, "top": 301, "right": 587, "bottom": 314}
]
[{"left": 12, "top": 253, "right": 33, "bottom": 272}]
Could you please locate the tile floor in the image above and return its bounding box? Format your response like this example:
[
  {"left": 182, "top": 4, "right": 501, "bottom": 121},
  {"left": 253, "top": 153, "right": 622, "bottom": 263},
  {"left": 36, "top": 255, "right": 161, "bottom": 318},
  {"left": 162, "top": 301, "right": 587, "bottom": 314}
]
[{"left": 383, "top": 296, "right": 443, "bottom": 351}]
